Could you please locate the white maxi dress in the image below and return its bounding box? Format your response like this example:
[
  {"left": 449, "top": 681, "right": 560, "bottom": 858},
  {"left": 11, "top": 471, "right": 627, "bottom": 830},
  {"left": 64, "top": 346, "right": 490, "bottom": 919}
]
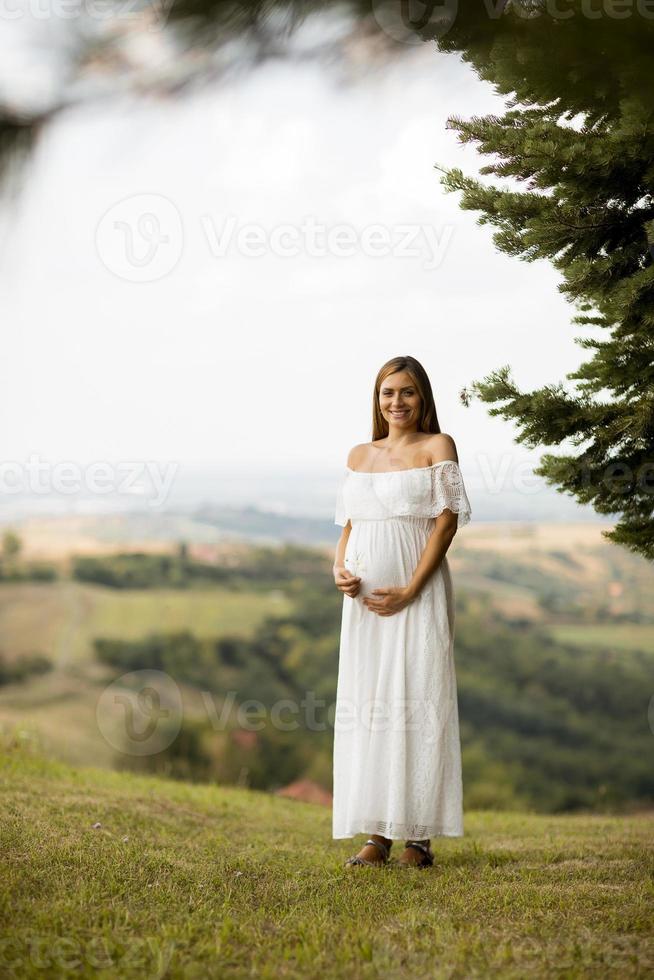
[{"left": 332, "top": 460, "right": 472, "bottom": 841}]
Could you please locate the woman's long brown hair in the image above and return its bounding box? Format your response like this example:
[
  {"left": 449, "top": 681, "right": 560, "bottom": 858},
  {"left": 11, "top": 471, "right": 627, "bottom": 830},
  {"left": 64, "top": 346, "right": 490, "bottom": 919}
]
[{"left": 372, "top": 356, "right": 441, "bottom": 441}]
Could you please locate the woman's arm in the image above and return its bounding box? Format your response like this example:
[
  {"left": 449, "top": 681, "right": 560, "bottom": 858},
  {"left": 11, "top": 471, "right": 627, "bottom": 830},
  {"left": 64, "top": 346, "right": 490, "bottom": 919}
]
[
  {"left": 404, "top": 511, "right": 457, "bottom": 601},
  {"left": 405, "top": 431, "right": 459, "bottom": 598},
  {"left": 333, "top": 521, "right": 352, "bottom": 575},
  {"left": 333, "top": 446, "right": 361, "bottom": 597},
  {"left": 333, "top": 519, "right": 362, "bottom": 597}
]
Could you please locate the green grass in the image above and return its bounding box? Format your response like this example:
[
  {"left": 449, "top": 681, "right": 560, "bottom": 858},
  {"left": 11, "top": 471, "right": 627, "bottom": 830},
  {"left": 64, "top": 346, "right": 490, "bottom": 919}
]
[
  {"left": 0, "top": 582, "right": 290, "bottom": 665},
  {"left": 1, "top": 741, "right": 653, "bottom": 979}
]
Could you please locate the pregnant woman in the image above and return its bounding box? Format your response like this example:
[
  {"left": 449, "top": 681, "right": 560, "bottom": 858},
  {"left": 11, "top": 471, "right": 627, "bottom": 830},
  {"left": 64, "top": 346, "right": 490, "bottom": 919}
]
[{"left": 332, "top": 354, "right": 472, "bottom": 869}]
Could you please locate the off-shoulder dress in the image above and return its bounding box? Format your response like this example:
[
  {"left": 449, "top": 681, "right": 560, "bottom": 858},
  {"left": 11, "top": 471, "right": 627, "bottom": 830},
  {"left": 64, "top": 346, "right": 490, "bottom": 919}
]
[{"left": 332, "top": 460, "right": 472, "bottom": 840}]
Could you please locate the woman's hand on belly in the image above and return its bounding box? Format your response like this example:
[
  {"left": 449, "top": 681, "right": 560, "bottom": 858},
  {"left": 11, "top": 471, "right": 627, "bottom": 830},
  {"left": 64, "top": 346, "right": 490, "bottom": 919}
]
[
  {"left": 362, "top": 586, "right": 415, "bottom": 616},
  {"left": 333, "top": 564, "right": 361, "bottom": 598}
]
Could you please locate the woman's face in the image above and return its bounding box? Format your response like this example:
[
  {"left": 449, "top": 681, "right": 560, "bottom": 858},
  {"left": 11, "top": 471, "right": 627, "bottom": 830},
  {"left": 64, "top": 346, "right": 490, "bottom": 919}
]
[{"left": 378, "top": 370, "right": 421, "bottom": 427}]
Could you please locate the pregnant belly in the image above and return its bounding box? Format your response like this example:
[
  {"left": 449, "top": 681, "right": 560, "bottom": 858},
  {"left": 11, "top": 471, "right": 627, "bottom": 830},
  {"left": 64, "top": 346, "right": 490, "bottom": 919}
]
[{"left": 343, "top": 539, "right": 402, "bottom": 599}]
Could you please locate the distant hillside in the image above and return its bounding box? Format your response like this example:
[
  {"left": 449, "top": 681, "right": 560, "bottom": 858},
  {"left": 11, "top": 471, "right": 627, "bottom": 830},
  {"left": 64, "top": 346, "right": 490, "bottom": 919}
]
[
  {"left": 1, "top": 522, "right": 652, "bottom": 814},
  {"left": 0, "top": 508, "right": 621, "bottom": 559}
]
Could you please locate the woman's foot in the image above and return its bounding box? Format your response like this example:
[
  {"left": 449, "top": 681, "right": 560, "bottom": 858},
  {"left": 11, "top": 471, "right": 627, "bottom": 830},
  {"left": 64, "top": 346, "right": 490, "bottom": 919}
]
[
  {"left": 345, "top": 834, "right": 392, "bottom": 866},
  {"left": 397, "top": 839, "right": 434, "bottom": 868}
]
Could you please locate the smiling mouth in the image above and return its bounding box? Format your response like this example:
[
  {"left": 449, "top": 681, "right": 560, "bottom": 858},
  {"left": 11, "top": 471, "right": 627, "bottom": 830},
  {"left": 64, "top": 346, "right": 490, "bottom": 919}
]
[{"left": 390, "top": 410, "right": 410, "bottom": 417}]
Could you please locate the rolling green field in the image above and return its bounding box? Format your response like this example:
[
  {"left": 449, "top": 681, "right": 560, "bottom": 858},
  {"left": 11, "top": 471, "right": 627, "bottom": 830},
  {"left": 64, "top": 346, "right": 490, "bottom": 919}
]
[
  {"left": 0, "top": 582, "right": 290, "bottom": 666},
  {"left": 546, "top": 623, "right": 654, "bottom": 655},
  {"left": 0, "top": 582, "right": 291, "bottom": 769},
  {"left": 1, "top": 740, "right": 653, "bottom": 979}
]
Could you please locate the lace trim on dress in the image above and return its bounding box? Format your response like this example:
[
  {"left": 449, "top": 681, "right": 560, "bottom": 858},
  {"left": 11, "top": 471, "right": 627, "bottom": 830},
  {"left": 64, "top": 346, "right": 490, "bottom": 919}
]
[
  {"left": 334, "top": 460, "right": 472, "bottom": 527},
  {"left": 430, "top": 460, "right": 471, "bottom": 528},
  {"left": 354, "top": 821, "right": 463, "bottom": 840}
]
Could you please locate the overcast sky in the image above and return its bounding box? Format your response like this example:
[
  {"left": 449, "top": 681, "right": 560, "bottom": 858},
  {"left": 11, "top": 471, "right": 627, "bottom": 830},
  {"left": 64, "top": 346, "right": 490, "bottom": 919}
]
[{"left": 1, "top": 35, "right": 591, "bottom": 495}]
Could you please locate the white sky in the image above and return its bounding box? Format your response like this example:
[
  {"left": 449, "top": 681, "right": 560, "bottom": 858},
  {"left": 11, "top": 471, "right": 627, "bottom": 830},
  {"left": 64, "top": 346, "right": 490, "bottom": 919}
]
[{"left": 1, "top": 39, "right": 588, "bottom": 485}]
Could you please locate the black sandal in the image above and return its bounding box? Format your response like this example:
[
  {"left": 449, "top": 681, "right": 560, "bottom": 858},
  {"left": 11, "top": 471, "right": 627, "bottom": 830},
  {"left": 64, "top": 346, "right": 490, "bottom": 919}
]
[
  {"left": 344, "top": 837, "right": 392, "bottom": 867},
  {"left": 398, "top": 839, "right": 434, "bottom": 868}
]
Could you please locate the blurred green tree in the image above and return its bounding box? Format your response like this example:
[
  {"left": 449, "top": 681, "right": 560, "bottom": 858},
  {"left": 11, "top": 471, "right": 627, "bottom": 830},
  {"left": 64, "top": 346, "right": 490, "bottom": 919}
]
[{"left": 2, "top": 531, "right": 22, "bottom": 560}]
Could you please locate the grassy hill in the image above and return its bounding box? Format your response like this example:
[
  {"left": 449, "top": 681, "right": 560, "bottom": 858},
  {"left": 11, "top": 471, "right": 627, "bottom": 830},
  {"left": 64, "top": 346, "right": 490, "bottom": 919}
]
[{"left": 1, "top": 739, "right": 652, "bottom": 979}]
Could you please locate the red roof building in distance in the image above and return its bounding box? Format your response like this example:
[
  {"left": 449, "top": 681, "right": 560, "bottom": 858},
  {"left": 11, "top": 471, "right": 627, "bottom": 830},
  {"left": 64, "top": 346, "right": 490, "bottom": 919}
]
[{"left": 274, "top": 779, "right": 333, "bottom": 807}]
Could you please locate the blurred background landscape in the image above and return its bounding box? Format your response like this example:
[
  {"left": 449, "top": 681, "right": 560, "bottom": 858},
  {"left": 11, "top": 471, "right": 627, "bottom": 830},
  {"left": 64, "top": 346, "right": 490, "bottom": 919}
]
[
  {"left": 2, "top": 509, "right": 653, "bottom": 815},
  {"left": 1, "top": 0, "right": 653, "bottom": 820}
]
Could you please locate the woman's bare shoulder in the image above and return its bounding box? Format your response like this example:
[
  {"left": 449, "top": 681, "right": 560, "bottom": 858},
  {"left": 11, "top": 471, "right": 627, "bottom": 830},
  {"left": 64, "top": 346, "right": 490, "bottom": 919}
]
[
  {"left": 345, "top": 443, "right": 374, "bottom": 469},
  {"left": 424, "top": 433, "right": 459, "bottom": 464}
]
